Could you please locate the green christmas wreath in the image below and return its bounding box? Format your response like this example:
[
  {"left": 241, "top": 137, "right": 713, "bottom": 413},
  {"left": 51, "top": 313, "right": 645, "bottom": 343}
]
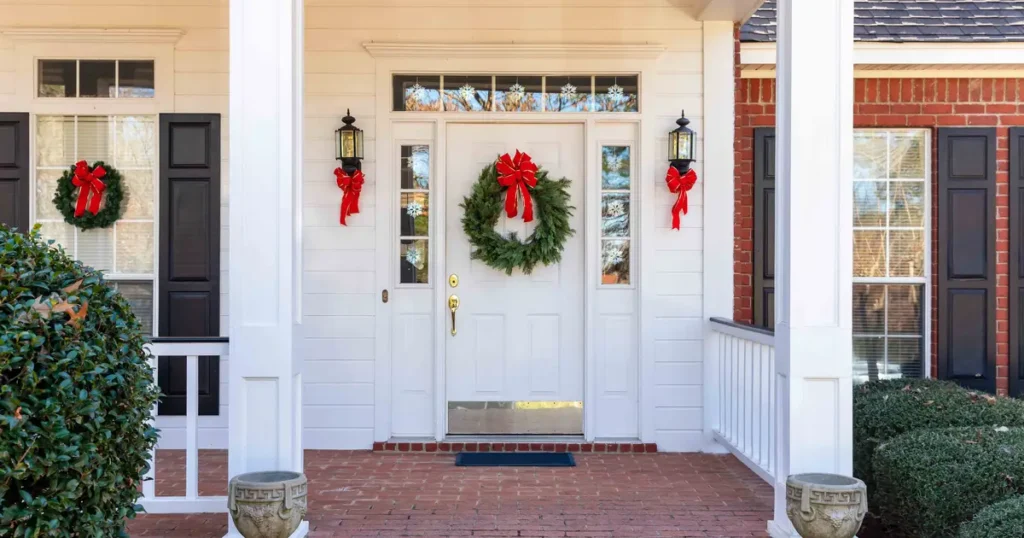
[
  {"left": 53, "top": 160, "right": 126, "bottom": 230},
  {"left": 460, "top": 153, "right": 575, "bottom": 275}
]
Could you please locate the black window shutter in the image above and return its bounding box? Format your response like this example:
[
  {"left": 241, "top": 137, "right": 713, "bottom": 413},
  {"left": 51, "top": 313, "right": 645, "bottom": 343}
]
[
  {"left": 938, "top": 128, "right": 997, "bottom": 393},
  {"left": 1010, "top": 127, "right": 1024, "bottom": 397},
  {"left": 0, "top": 113, "right": 30, "bottom": 232},
  {"left": 158, "top": 114, "right": 222, "bottom": 416},
  {"left": 753, "top": 128, "right": 776, "bottom": 330}
]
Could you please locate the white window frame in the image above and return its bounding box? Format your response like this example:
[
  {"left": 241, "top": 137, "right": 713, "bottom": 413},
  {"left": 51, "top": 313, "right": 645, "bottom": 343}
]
[
  {"left": 36, "top": 58, "right": 156, "bottom": 99},
  {"left": 852, "top": 127, "right": 932, "bottom": 380}
]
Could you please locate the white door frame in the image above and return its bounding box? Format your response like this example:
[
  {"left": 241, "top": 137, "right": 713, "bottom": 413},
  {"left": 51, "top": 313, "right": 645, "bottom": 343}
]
[{"left": 368, "top": 44, "right": 663, "bottom": 443}]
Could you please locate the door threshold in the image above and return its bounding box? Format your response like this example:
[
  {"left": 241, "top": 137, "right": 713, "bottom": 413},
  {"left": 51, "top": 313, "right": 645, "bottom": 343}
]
[{"left": 374, "top": 438, "right": 656, "bottom": 453}]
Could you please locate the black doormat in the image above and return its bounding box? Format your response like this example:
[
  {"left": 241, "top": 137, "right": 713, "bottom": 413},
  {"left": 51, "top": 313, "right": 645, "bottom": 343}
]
[{"left": 455, "top": 452, "right": 576, "bottom": 467}]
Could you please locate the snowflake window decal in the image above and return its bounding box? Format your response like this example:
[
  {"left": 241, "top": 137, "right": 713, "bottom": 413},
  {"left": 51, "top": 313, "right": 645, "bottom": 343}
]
[
  {"left": 405, "top": 246, "right": 424, "bottom": 268},
  {"left": 606, "top": 200, "right": 626, "bottom": 218},
  {"left": 405, "top": 200, "right": 424, "bottom": 219},
  {"left": 559, "top": 82, "right": 578, "bottom": 100},
  {"left": 507, "top": 82, "right": 526, "bottom": 101},
  {"left": 605, "top": 244, "right": 626, "bottom": 266},
  {"left": 607, "top": 84, "right": 625, "bottom": 101},
  {"left": 458, "top": 83, "right": 476, "bottom": 100},
  {"left": 409, "top": 81, "right": 425, "bottom": 98}
]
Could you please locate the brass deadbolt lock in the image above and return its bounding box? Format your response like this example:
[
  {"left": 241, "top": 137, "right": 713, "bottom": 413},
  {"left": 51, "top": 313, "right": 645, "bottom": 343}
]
[{"left": 449, "top": 274, "right": 459, "bottom": 287}]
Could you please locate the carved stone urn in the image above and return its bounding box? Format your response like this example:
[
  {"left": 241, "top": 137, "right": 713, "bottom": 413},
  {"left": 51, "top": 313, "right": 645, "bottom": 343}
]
[
  {"left": 785, "top": 473, "right": 867, "bottom": 538},
  {"left": 228, "top": 471, "right": 308, "bottom": 538}
]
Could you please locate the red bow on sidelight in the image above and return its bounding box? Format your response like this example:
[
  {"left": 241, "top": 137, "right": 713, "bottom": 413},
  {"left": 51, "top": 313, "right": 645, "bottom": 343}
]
[
  {"left": 335, "top": 167, "right": 364, "bottom": 226},
  {"left": 72, "top": 160, "right": 107, "bottom": 218},
  {"left": 495, "top": 150, "right": 539, "bottom": 223},
  {"left": 665, "top": 166, "right": 698, "bottom": 230}
]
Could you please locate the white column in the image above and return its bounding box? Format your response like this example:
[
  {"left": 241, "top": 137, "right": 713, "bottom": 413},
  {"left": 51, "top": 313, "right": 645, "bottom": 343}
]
[
  {"left": 769, "top": 1, "right": 854, "bottom": 537},
  {"left": 226, "top": 0, "right": 306, "bottom": 535},
  {"left": 702, "top": 20, "right": 735, "bottom": 452}
]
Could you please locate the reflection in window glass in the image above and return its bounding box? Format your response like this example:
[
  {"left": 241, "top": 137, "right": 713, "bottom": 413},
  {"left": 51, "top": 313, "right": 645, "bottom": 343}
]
[
  {"left": 600, "top": 146, "right": 631, "bottom": 285},
  {"left": 393, "top": 75, "right": 440, "bottom": 111},
  {"left": 593, "top": 76, "right": 638, "bottom": 112},
  {"left": 400, "top": 239, "right": 429, "bottom": 285},
  {"left": 601, "top": 146, "right": 630, "bottom": 189},
  {"left": 118, "top": 61, "right": 156, "bottom": 98},
  {"left": 601, "top": 193, "right": 629, "bottom": 237},
  {"left": 443, "top": 75, "right": 492, "bottom": 111},
  {"left": 494, "top": 76, "right": 542, "bottom": 112},
  {"left": 545, "top": 76, "right": 591, "bottom": 112},
  {"left": 400, "top": 145, "right": 430, "bottom": 189},
  {"left": 853, "top": 284, "right": 923, "bottom": 382},
  {"left": 399, "top": 145, "right": 430, "bottom": 284},
  {"left": 79, "top": 60, "right": 116, "bottom": 98},
  {"left": 601, "top": 240, "right": 630, "bottom": 285},
  {"left": 38, "top": 60, "right": 76, "bottom": 97},
  {"left": 112, "top": 281, "right": 154, "bottom": 335}
]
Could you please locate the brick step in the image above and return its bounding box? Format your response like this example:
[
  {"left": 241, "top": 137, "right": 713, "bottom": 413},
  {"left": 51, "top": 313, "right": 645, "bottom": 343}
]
[{"left": 373, "top": 441, "right": 658, "bottom": 453}]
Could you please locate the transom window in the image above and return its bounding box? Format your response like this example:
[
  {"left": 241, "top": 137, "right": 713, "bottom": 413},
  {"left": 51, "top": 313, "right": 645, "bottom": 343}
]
[
  {"left": 852, "top": 129, "right": 929, "bottom": 383},
  {"left": 38, "top": 59, "right": 155, "bottom": 98},
  {"left": 393, "top": 74, "right": 639, "bottom": 113}
]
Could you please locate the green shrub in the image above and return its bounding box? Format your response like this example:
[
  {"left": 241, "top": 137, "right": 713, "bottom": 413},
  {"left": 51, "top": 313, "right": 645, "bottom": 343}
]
[
  {"left": 874, "top": 427, "right": 1024, "bottom": 538},
  {"left": 854, "top": 379, "right": 1024, "bottom": 499},
  {"left": 857, "top": 377, "right": 958, "bottom": 396},
  {"left": 958, "top": 495, "right": 1024, "bottom": 538},
  {"left": 0, "top": 226, "right": 160, "bottom": 536}
]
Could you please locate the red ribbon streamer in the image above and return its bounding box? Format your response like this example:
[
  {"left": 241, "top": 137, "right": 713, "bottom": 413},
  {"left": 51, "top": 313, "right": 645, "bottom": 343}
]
[
  {"left": 666, "top": 166, "right": 697, "bottom": 230},
  {"left": 335, "top": 167, "right": 364, "bottom": 226},
  {"left": 71, "top": 161, "right": 107, "bottom": 218},
  {"left": 495, "top": 150, "right": 539, "bottom": 223}
]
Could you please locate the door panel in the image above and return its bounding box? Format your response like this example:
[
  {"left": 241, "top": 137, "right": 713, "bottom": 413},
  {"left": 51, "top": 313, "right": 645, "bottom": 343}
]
[
  {"left": 445, "top": 123, "right": 584, "bottom": 430},
  {"left": 753, "top": 128, "right": 775, "bottom": 329},
  {"left": 0, "top": 113, "right": 30, "bottom": 232}
]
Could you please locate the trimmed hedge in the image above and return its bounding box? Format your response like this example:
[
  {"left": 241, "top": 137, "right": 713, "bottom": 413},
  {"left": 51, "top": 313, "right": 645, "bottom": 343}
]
[
  {"left": 958, "top": 496, "right": 1024, "bottom": 538},
  {"left": 853, "top": 379, "right": 1024, "bottom": 500},
  {"left": 1, "top": 226, "right": 160, "bottom": 536},
  {"left": 874, "top": 427, "right": 1024, "bottom": 538}
]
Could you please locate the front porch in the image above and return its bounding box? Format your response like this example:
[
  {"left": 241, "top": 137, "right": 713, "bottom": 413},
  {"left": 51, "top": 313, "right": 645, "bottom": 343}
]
[{"left": 130, "top": 451, "right": 772, "bottom": 537}]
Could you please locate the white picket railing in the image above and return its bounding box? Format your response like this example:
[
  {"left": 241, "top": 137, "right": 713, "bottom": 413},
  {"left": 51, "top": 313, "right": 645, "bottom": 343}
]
[
  {"left": 710, "top": 317, "right": 776, "bottom": 484},
  {"left": 140, "top": 337, "right": 229, "bottom": 514}
]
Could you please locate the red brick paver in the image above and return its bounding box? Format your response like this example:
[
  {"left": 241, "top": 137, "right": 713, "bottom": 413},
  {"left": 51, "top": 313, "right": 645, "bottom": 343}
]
[{"left": 128, "top": 450, "right": 772, "bottom": 537}]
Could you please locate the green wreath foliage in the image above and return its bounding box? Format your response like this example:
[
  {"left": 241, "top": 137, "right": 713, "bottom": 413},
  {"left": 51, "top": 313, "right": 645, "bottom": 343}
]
[
  {"left": 52, "top": 161, "right": 126, "bottom": 230},
  {"left": 460, "top": 160, "right": 575, "bottom": 275}
]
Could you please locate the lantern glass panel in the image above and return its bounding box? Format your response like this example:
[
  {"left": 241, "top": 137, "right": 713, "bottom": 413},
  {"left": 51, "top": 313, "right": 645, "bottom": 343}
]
[
  {"left": 669, "top": 133, "right": 678, "bottom": 161},
  {"left": 335, "top": 130, "right": 342, "bottom": 160},
  {"left": 677, "top": 132, "right": 693, "bottom": 161},
  {"left": 341, "top": 131, "right": 356, "bottom": 159},
  {"left": 355, "top": 130, "right": 364, "bottom": 159}
]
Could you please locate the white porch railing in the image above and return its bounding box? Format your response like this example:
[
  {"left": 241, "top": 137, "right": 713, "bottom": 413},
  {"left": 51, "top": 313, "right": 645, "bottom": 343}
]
[
  {"left": 140, "top": 337, "right": 229, "bottom": 514},
  {"left": 710, "top": 317, "right": 775, "bottom": 484}
]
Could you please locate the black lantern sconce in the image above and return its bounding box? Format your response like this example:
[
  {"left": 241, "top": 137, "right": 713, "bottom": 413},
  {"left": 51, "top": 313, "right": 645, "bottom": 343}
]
[
  {"left": 335, "top": 109, "right": 364, "bottom": 175},
  {"left": 668, "top": 109, "right": 696, "bottom": 174}
]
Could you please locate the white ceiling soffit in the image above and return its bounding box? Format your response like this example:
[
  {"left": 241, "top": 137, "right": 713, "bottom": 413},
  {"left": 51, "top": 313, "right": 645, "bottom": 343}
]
[{"left": 695, "top": 0, "right": 765, "bottom": 22}]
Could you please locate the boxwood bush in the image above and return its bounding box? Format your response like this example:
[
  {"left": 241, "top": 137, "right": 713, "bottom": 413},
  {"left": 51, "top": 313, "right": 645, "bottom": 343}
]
[
  {"left": 958, "top": 496, "right": 1024, "bottom": 538},
  {"left": 854, "top": 379, "right": 1024, "bottom": 499},
  {"left": 0, "top": 226, "right": 160, "bottom": 536},
  {"left": 873, "top": 427, "right": 1024, "bottom": 538}
]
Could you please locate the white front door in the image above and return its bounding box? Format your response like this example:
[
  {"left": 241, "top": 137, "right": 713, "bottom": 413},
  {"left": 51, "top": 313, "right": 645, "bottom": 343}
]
[{"left": 445, "top": 123, "right": 585, "bottom": 432}]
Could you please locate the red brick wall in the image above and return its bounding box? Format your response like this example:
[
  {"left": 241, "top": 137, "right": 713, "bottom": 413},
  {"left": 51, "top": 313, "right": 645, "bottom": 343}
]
[{"left": 734, "top": 76, "right": 1024, "bottom": 393}]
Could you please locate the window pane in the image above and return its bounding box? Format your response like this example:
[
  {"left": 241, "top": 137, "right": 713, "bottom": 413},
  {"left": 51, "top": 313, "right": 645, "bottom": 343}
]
[
  {"left": 853, "top": 336, "right": 885, "bottom": 384},
  {"left": 400, "top": 239, "right": 429, "bottom": 284},
  {"left": 601, "top": 239, "right": 630, "bottom": 284},
  {"left": 79, "top": 61, "right": 116, "bottom": 98},
  {"left": 36, "top": 116, "right": 75, "bottom": 166},
  {"left": 400, "top": 193, "right": 429, "bottom": 237},
  {"left": 853, "top": 181, "right": 887, "bottom": 227},
  {"left": 853, "top": 133, "right": 887, "bottom": 179},
  {"left": 443, "top": 75, "right": 491, "bottom": 112},
  {"left": 494, "top": 76, "right": 542, "bottom": 112},
  {"left": 118, "top": 61, "right": 155, "bottom": 98},
  {"left": 889, "top": 181, "right": 925, "bottom": 227},
  {"left": 121, "top": 170, "right": 154, "bottom": 219},
  {"left": 889, "top": 230, "right": 924, "bottom": 277},
  {"left": 887, "top": 338, "right": 923, "bottom": 378},
  {"left": 76, "top": 116, "right": 112, "bottom": 163},
  {"left": 35, "top": 170, "right": 63, "bottom": 220},
  {"left": 113, "top": 281, "right": 153, "bottom": 335},
  {"left": 601, "top": 146, "right": 630, "bottom": 189},
  {"left": 116, "top": 222, "right": 154, "bottom": 273},
  {"left": 853, "top": 284, "right": 885, "bottom": 335},
  {"left": 545, "top": 76, "right": 591, "bottom": 112},
  {"left": 393, "top": 75, "right": 440, "bottom": 111},
  {"left": 887, "top": 284, "right": 923, "bottom": 335},
  {"left": 115, "top": 116, "right": 157, "bottom": 168},
  {"left": 400, "top": 145, "right": 430, "bottom": 189},
  {"left": 891, "top": 133, "right": 925, "bottom": 179},
  {"left": 601, "top": 193, "right": 630, "bottom": 237},
  {"left": 77, "top": 228, "right": 113, "bottom": 272},
  {"left": 854, "top": 230, "right": 886, "bottom": 277},
  {"left": 593, "top": 76, "right": 638, "bottom": 112},
  {"left": 38, "top": 60, "right": 76, "bottom": 97},
  {"left": 37, "top": 222, "right": 74, "bottom": 253}
]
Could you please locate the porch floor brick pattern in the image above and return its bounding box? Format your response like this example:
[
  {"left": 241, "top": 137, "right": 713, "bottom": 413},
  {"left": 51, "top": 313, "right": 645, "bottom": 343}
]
[
  {"left": 372, "top": 442, "right": 659, "bottom": 454},
  {"left": 128, "top": 450, "right": 772, "bottom": 537}
]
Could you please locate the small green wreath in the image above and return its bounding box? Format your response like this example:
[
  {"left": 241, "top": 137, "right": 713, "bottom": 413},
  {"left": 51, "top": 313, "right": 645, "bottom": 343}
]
[
  {"left": 53, "top": 160, "right": 126, "bottom": 230},
  {"left": 460, "top": 158, "right": 575, "bottom": 275}
]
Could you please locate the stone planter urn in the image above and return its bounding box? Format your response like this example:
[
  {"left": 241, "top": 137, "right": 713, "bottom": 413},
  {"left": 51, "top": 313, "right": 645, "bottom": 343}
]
[
  {"left": 786, "top": 473, "right": 867, "bottom": 538},
  {"left": 228, "top": 471, "right": 308, "bottom": 538}
]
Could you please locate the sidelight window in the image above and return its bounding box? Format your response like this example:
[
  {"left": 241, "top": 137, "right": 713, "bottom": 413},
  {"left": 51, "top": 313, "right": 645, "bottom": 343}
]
[{"left": 399, "top": 144, "right": 431, "bottom": 284}]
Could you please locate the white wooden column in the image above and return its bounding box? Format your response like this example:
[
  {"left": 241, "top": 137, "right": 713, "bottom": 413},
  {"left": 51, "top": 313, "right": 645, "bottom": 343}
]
[
  {"left": 769, "top": 1, "right": 854, "bottom": 537},
  {"left": 226, "top": 0, "right": 306, "bottom": 535}
]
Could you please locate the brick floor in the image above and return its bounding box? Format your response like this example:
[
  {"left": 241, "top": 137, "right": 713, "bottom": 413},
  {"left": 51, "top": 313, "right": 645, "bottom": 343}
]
[{"left": 128, "top": 450, "right": 772, "bottom": 537}]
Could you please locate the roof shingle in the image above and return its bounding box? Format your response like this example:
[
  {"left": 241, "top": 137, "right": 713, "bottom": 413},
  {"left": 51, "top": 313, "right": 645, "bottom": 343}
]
[{"left": 741, "top": 0, "right": 1024, "bottom": 43}]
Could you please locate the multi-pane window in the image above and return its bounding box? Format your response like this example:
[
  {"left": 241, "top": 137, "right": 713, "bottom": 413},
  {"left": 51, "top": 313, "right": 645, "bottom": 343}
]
[
  {"left": 399, "top": 145, "right": 430, "bottom": 284},
  {"left": 600, "top": 146, "right": 632, "bottom": 285},
  {"left": 34, "top": 115, "right": 157, "bottom": 333},
  {"left": 394, "top": 74, "right": 639, "bottom": 113},
  {"left": 38, "top": 60, "right": 155, "bottom": 98},
  {"left": 852, "top": 130, "right": 928, "bottom": 382}
]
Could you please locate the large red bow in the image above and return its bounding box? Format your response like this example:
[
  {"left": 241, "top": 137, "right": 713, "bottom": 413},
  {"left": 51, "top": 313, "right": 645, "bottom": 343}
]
[
  {"left": 666, "top": 166, "right": 697, "bottom": 230},
  {"left": 71, "top": 161, "right": 107, "bottom": 218},
  {"left": 335, "top": 167, "right": 364, "bottom": 226},
  {"left": 495, "top": 150, "right": 539, "bottom": 223}
]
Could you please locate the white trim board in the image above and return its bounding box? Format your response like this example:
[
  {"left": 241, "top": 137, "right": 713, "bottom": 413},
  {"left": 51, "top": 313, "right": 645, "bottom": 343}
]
[
  {"left": 363, "top": 42, "right": 666, "bottom": 59},
  {"left": 741, "top": 41, "right": 1024, "bottom": 69},
  {"left": 742, "top": 68, "right": 1024, "bottom": 79},
  {"left": 0, "top": 27, "right": 184, "bottom": 44}
]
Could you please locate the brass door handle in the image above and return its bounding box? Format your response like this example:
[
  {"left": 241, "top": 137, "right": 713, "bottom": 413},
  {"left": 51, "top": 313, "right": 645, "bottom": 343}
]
[{"left": 448, "top": 295, "right": 460, "bottom": 336}]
